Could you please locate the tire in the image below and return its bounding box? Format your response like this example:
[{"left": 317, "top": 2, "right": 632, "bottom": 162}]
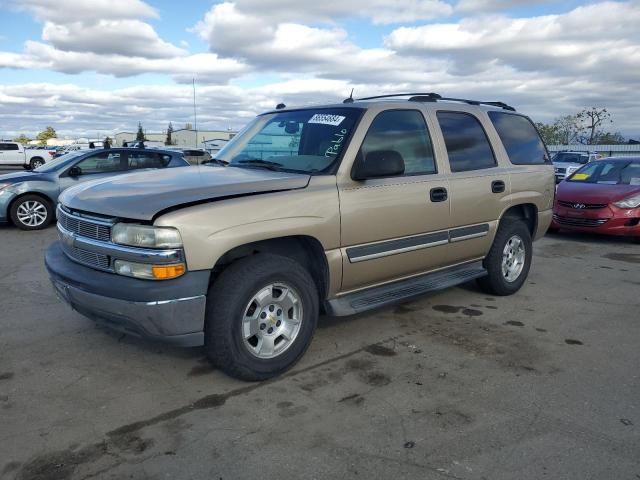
[
  {"left": 546, "top": 226, "right": 559, "bottom": 234},
  {"left": 9, "top": 194, "right": 54, "bottom": 230},
  {"left": 205, "top": 254, "right": 319, "bottom": 381},
  {"left": 30, "top": 157, "right": 45, "bottom": 169},
  {"left": 477, "top": 219, "right": 532, "bottom": 296}
]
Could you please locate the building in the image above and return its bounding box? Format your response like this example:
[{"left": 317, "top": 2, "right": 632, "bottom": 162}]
[
  {"left": 113, "top": 129, "right": 235, "bottom": 148},
  {"left": 548, "top": 144, "right": 640, "bottom": 157}
]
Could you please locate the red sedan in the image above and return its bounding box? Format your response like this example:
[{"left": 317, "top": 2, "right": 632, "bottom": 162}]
[{"left": 551, "top": 157, "right": 640, "bottom": 241}]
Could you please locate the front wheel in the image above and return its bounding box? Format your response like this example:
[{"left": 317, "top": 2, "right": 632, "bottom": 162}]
[
  {"left": 9, "top": 195, "right": 54, "bottom": 230},
  {"left": 477, "top": 219, "right": 532, "bottom": 296},
  {"left": 205, "top": 254, "right": 319, "bottom": 381}
]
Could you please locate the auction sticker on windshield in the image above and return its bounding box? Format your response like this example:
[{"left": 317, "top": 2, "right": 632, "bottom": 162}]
[{"left": 308, "top": 114, "right": 346, "bottom": 126}]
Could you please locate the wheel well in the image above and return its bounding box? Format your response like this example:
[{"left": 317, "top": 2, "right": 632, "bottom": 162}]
[
  {"left": 7, "top": 192, "right": 54, "bottom": 222},
  {"left": 212, "top": 236, "right": 329, "bottom": 300},
  {"left": 501, "top": 204, "right": 537, "bottom": 237}
]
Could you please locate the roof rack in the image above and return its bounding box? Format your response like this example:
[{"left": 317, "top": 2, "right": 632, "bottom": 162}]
[{"left": 344, "top": 92, "right": 516, "bottom": 111}]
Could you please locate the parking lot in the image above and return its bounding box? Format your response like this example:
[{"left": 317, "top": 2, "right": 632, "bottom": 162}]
[{"left": 0, "top": 224, "right": 637, "bottom": 480}]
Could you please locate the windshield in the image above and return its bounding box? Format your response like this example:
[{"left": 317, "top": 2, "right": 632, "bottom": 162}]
[
  {"left": 568, "top": 160, "right": 640, "bottom": 185},
  {"left": 552, "top": 152, "right": 589, "bottom": 164},
  {"left": 34, "top": 151, "right": 85, "bottom": 172},
  {"left": 216, "top": 108, "right": 362, "bottom": 174}
]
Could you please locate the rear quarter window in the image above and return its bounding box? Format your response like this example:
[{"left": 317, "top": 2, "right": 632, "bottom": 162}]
[{"left": 488, "top": 112, "right": 549, "bottom": 165}]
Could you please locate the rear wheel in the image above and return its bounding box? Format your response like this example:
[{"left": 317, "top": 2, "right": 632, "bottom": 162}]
[
  {"left": 205, "top": 254, "right": 319, "bottom": 381},
  {"left": 10, "top": 195, "right": 54, "bottom": 230},
  {"left": 477, "top": 219, "right": 532, "bottom": 296},
  {"left": 30, "top": 157, "right": 45, "bottom": 169}
]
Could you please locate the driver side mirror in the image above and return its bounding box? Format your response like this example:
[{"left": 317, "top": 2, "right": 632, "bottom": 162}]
[
  {"left": 352, "top": 150, "right": 405, "bottom": 181},
  {"left": 68, "top": 166, "right": 82, "bottom": 177}
]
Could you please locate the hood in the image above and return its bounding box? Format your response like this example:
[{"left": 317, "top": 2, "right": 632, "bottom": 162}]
[
  {"left": 60, "top": 165, "right": 311, "bottom": 221},
  {"left": 0, "top": 171, "right": 45, "bottom": 185},
  {"left": 557, "top": 181, "right": 640, "bottom": 204}
]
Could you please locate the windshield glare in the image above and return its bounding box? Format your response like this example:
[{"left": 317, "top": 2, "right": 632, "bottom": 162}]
[
  {"left": 216, "top": 108, "right": 362, "bottom": 174},
  {"left": 34, "top": 151, "right": 85, "bottom": 172},
  {"left": 568, "top": 161, "right": 640, "bottom": 185}
]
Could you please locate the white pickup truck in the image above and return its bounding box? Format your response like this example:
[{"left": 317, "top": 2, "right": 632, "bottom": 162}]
[{"left": 0, "top": 142, "right": 55, "bottom": 169}]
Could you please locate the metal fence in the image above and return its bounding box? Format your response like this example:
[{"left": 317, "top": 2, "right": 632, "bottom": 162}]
[{"left": 548, "top": 144, "right": 640, "bottom": 157}]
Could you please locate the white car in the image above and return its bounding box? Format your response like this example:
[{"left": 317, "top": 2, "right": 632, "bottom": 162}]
[
  {"left": 0, "top": 142, "right": 55, "bottom": 169},
  {"left": 552, "top": 151, "right": 599, "bottom": 183}
]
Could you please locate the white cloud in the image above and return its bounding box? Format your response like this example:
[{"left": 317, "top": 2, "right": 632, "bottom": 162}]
[
  {"left": 385, "top": 2, "right": 640, "bottom": 81},
  {"left": 1, "top": 0, "right": 640, "bottom": 139},
  {"left": 42, "top": 20, "right": 186, "bottom": 58},
  {"left": 0, "top": 42, "right": 249, "bottom": 83},
  {"left": 202, "top": 0, "right": 453, "bottom": 25},
  {"left": 192, "top": 2, "right": 442, "bottom": 83},
  {"left": 455, "top": 0, "right": 552, "bottom": 13},
  {"left": 1, "top": 0, "right": 246, "bottom": 82},
  {"left": 12, "top": 0, "right": 158, "bottom": 23}
]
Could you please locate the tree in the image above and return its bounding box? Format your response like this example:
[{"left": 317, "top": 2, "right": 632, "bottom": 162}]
[
  {"left": 136, "top": 122, "right": 145, "bottom": 141},
  {"left": 165, "top": 122, "right": 174, "bottom": 145},
  {"left": 36, "top": 126, "right": 57, "bottom": 146},
  {"left": 553, "top": 115, "right": 581, "bottom": 145},
  {"left": 593, "top": 131, "right": 626, "bottom": 145},
  {"left": 535, "top": 122, "right": 560, "bottom": 146},
  {"left": 184, "top": 122, "right": 193, "bottom": 130},
  {"left": 576, "top": 107, "right": 612, "bottom": 145},
  {"left": 13, "top": 134, "right": 32, "bottom": 145}
]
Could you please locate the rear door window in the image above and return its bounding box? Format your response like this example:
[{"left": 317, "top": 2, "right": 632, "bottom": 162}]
[
  {"left": 488, "top": 112, "right": 549, "bottom": 165},
  {"left": 128, "top": 151, "right": 170, "bottom": 169},
  {"left": 437, "top": 112, "right": 496, "bottom": 172}
]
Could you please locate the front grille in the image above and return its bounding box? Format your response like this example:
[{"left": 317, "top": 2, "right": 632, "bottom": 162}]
[
  {"left": 553, "top": 214, "right": 609, "bottom": 227},
  {"left": 558, "top": 200, "right": 607, "bottom": 210},
  {"left": 57, "top": 207, "right": 112, "bottom": 242},
  {"left": 66, "top": 246, "right": 111, "bottom": 270}
]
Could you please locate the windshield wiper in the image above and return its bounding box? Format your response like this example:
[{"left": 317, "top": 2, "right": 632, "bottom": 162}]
[{"left": 235, "top": 159, "right": 284, "bottom": 171}]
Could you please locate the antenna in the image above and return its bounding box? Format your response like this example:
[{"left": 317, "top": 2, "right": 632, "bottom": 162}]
[{"left": 343, "top": 88, "right": 355, "bottom": 104}]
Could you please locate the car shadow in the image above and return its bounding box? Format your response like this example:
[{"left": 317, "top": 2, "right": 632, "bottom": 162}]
[{"left": 545, "top": 230, "right": 637, "bottom": 246}]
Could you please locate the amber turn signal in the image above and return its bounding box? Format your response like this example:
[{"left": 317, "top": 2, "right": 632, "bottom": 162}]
[{"left": 152, "top": 264, "right": 186, "bottom": 280}]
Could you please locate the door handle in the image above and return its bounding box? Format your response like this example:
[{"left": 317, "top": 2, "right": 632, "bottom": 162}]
[
  {"left": 430, "top": 187, "right": 448, "bottom": 202},
  {"left": 491, "top": 180, "right": 505, "bottom": 193}
]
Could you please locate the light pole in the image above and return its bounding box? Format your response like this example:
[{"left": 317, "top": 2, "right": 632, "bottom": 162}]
[{"left": 192, "top": 78, "right": 198, "bottom": 148}]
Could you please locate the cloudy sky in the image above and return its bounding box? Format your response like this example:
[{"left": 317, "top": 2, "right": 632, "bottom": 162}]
[{"left": 1, "top": 0, "right": 639, "bottom": 139}]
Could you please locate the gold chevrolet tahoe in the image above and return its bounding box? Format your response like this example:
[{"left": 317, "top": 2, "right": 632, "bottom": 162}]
[{"left": 46, "top": 93, "right": 554, "bottom": 380}]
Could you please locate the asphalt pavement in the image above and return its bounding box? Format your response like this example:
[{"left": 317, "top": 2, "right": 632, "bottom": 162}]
[{"left": 0, "top": 224, "right": 639, "bottom": 480}]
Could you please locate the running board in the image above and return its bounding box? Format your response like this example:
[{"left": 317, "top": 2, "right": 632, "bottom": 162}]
[{"left": 325, "top": 261, "right": 487, "bottom": 317}]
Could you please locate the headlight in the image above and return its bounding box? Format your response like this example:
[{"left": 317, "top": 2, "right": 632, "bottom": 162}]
[
  {"left": 613, "top": 193, "right": 640, "bottom": 209},
  {"left": 111, "top": 223, "right": 182, "bottom": 249}
]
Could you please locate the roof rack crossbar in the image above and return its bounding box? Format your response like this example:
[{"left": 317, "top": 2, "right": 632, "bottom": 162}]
[
  {"left": 350, "top": 92, "right": 516, "bottom": 111},
  {"left": 435, "top": 97, "right": 515, "bottom": 111},
  {"left": 356, "top": 92, "right": 442, "bottom": 101}
]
